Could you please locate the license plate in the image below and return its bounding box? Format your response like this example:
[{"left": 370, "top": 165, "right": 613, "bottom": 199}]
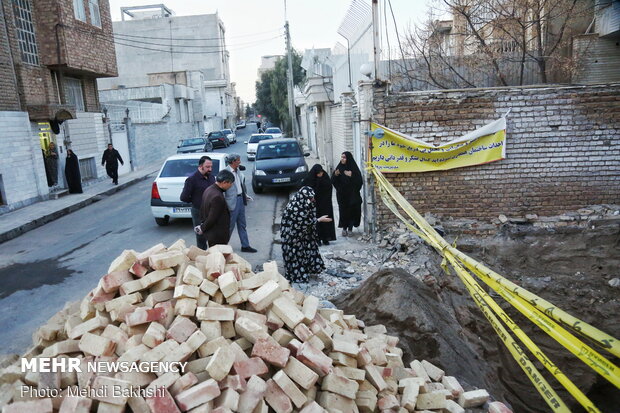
[
  {"left": 272, "top": 177, "right": 291, "bottom": 183},
  {"left": 173, "top": 207, "right": 191, "bottom": 213}
]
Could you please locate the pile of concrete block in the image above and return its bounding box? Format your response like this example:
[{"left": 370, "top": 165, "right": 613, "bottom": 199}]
[{"left": 0, "top": 240, "right": 506, "bottom": 413}]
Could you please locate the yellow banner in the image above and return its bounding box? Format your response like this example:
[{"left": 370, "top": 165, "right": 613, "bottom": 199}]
[{"left": 370, "top": 117, "right": 507, "bottom": 173}]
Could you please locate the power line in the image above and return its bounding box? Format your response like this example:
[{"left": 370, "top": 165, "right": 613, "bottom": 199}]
[
  {"left": 112, "top": 26, "right": 284, "bottom": 42},
  {"left": 112, "top": 33, "right": 285, "bottom": 49}
]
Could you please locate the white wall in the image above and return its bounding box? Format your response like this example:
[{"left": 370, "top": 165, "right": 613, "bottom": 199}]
[
  {"left": 65, "top": 112, "right": 108, "bottom": 180},
  {"left": 0, "top": 111, "right": 49, "bottom": 211}
]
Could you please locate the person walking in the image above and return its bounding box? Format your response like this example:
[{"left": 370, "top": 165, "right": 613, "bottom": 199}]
[
  {"left": 331, "top": 151, "right": 363, "bottom": 237},
  {"left": 64, "top": 149, "right": 83, "bottom": 193},
  {"left": 101, "top": 143, "right": 124, "bottom": 185},
  {"left": 224, "top": 153, "right": 257, "bottom": 253},
  {"left": 46, "top": 142, "right": 59, "bottom": 187},
  {"left": 303, "top": 164, "right": 336, "bottom": 245},
  {"left": 195, "top": 170, "right": 235, "bottom": 247},
  {"left": 180, "top": 156, "right": 214, "bottom": 250},
  {"left": 280, "top": 186, "right": 332, "bottom": 283}
]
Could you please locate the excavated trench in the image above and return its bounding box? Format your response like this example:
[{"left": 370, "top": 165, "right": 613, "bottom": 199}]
[{"left": 333, "top": 217, "right": 620, "bottom": 413}]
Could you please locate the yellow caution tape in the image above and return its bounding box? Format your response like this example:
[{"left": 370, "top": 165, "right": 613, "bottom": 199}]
[
  {"left": 371, "top": 166, "right": 619, "bottom": 358},
  {"left": 370, "top": 166, "right": 619, "bottom": 409},
  {"left": 470, "top": 265, "right": 620, "bottom": 390},
  {"left": 446, "top": 254, "right": 572, "bottom": 412}
]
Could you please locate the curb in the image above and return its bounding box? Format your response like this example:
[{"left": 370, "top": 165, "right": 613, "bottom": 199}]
[{"left": 0, "top": 173, "right": 155, "bottom": 245}]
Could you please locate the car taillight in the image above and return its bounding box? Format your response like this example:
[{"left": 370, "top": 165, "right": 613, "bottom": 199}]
[{"left": 151, "top": 182, "right": 161, "bottom": 199}]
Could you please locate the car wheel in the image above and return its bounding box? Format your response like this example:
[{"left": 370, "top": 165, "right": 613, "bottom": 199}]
[
  {"left": 252, "top": 181, "right": 263, "bottom": 194},
  {"left": 155, "top": 217, "right": 170, "bottom": 226}
]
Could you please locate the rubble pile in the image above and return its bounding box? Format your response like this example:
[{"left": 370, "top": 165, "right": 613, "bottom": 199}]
[{"left": 0, "top": 240, "right": 503, "bottom": 413}]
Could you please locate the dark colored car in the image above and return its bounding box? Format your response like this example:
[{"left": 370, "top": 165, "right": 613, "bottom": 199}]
[
  {"left": 207, "top": 131, "right": 229, "bottom": 148},
  {"left": 176, "top": 137, "right": 213, "bottom": 153},
  {"left": 251, "top": 139, "right": 309, "bottom": 193}
]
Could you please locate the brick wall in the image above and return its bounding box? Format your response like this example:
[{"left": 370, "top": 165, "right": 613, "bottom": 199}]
[
  {"left": 33, "top": 0, "right": 117, "bottom": 77},
  {"left": 0, "top": 111, "right": 49, "bottom": 211},
  {"left": 0, "top": 5, "right": 20, "bottom": 111},
  {"left": 372, "top": 84, "right": 620, "bottom": 226}
]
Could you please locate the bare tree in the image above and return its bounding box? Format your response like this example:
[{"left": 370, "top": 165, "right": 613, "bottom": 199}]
[{"left": 397, "top": 0, "right": 593, "bottom": 90}]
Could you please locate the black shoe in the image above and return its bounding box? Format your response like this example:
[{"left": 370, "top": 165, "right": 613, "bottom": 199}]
[
  {"left": 241, "top": 246, "right": 257, "bottom": 253},
  {"left": 322, "top": 240, "right": 330, "bottom": 245}
]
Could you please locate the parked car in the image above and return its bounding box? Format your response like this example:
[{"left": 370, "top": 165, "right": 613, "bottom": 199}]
[
  {"left": 236, "top": 120, "right": 246, "bottom": 129},
  {"left": 264, "top": 127, "right": 283, "bottom": 139},
  {"left": 251, "top": 139, "right": 309, "bottom": 193},
  {"left": 245, "top": 133, "right": 274, "bottom": 161},
  {"left": 176, "top": 137, "right": 213, "bottom": 153},
  {"left": 221, "top": 128, "right": 237, "bottom": 144},
  {"left": 151, "top": 153, "right": 227, "bottom": 226},
  {"left": 207, "top": 130, "right": 229, "bottom": 148}
]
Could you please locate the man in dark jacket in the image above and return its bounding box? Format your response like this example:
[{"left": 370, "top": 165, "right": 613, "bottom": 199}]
[
  {"left": 101, "top": 143, "right": 124, "bottom": 185},
  {"left": 196, "top": 169, "right": 235, "bottom": 247},
  {"left": 181, "top": 156, "right": 214, "bottom": 249}
]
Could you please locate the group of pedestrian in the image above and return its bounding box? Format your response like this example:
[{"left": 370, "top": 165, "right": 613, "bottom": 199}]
[
  {"left": 182, "top": 153, "right": 258, "bottom": 253},
  {"left": 280, "top": 151, "right": 363, "bottom": 283}
]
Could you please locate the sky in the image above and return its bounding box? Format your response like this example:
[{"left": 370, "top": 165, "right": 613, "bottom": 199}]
[{"left": 108, "top": 0, "right": 431, "bottom": 104}]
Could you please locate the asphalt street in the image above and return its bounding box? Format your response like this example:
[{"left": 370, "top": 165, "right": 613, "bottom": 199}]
[{"left": 0, "top": 123, "right": 291, "bottom": 354}]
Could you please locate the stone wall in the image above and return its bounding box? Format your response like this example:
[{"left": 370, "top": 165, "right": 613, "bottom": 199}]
[
  {"left": 129, "top": 121, "right": 198, "bottom": 169},
  {"left": 371, "top": 84, "right": 620, "bottom": 226},
  {"left": 0, "top": 111, "right": 48, "bottom": 211}
]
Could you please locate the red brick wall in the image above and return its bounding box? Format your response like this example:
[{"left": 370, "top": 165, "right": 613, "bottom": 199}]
[
  {"left": 0, "top": 3, "right": 20, "bottom": 111},
  {"left": 33, "top": 0, "right": 117, "bottom": 77},
  {"left": 372, "top": 84, "right": 620, "bottom": 225}
]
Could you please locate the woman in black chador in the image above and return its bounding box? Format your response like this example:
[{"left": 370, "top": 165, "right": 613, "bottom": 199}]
[
  {"left": 331, "top": 151, "right": 363, "bottom": 237},
  {"left": 303, "top": 164, "right": 336, "bottom": 245},
  {"left": 280, "top": 186, "right": 332, "bottom": 283},
  {"left": 64, "top": 149, "right": 83, "bottom": 193}
]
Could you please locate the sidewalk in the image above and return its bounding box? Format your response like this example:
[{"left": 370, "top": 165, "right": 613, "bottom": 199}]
[{"left": 0, "top": 163, "right": 162, "bottom": 244}]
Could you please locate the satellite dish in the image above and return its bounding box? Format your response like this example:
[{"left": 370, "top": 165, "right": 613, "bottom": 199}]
[{"left": 360, "top": 63, "right": 372, "bottom": 78}]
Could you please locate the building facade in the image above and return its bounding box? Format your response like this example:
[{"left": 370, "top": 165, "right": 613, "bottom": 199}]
[
  {"left": 0, "top": 0, "right": 117, "bottom": 212},
  {"left": 98, "top": 5, "right": 237, "bottom": 133}
]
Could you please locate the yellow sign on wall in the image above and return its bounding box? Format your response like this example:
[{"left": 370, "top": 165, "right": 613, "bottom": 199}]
[{"left": 371, "top": 117, "right": 507, "bottom": 173}]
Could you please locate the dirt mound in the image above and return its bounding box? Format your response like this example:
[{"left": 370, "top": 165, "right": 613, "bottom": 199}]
[{"left": 333, "top": 216, "right": 620, "bottom": 412}]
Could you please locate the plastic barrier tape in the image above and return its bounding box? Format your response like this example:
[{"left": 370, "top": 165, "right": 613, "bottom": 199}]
[{"left": 370, "top": 166, "right": 619, "bottom": 409}]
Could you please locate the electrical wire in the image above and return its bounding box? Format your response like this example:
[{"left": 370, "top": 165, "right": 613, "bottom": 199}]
[
  {"left": 112, "top": 26, "right": 284, "bottom": 42},
  {"left": 112, "top": 33, "right": 286, "bottom": 49}
]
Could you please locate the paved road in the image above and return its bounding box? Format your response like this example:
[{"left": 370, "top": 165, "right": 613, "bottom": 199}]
[{"left": 0, "top": 123, "right": 291, "bottom": 354}]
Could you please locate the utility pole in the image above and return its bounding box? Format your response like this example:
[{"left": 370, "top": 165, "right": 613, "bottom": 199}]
[
  {"left": 284, "top": 3, "right": 299, "bottom": 138},
  {"left": 371, "top": 0, "right": 381, "bottom": 81}
]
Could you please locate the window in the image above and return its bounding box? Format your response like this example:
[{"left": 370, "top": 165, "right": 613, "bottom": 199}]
[
  {"left": 88, "top": 0, "right": 101, "bottom": 27},
  {"left": 79, "top": 157, "right": 96, "bottom": 181},
  {"left": 64, "top": 77, "right": 85, "bottom": 111},
  {"left": 73, "top": 0, "right": 86, "bottom": 21},
  {"left": 12, "top": 0, "right": 39, "bottom": 65}
]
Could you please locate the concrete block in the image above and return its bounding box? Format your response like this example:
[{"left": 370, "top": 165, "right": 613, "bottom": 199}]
[
  {"left": 237, "top": 376, "right": 267, "bottom": 412},
  {"left": 78, "top": 332, "right": 115, "bottom": 357},
  {"left": 196, "top": 307, "right": 235, "bottom": 321},
  {"left": 248, "top": 280, "right": 281, "bottom": 311},
  {"left": 206, "top": 345, "right": 235, "bottom": 381},
  {"left": 273, "top": 370, "right": 307, "bottom": 409},
  {"left": 271, "top": 297, "right": 304, "bottom": 330},
  {"left": 167, "top": 316, "right": 198, "bottom": 342},
  {"left": 217, "top": 272, "right": 239, "bottom": 298},
  {"left": 251, "top": 337, "right": 291, "bottom": 368},
  {"left": 145, "top": 389, "right": 181, "bottom": 413},
  {"left": 457, "top": 389, "right": 489, "bottom": 408},
  {"left": 296, "top": 342, "right": 333, "bottom": 377},
  {"left": 265, "top": 378, "right": 293, "bottom": 413},
  {"left": 415, "top": 391, "right": 447, "bottom": 410},
  {"left": 233, "top": 357, "right": 268, "bottom": 379},
  {"left": 175, "top": 379, "right": 221, "bottom": 411},
  {"left": 321, "top": 372, "right": 359, "bottom": 399}
]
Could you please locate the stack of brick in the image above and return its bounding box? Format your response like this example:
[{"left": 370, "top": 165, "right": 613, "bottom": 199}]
[{"left": 0, "top": 240, "right": 504, "bottom": 413}]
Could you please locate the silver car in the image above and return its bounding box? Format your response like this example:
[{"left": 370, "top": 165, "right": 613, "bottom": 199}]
[{"left": 177, "top": 137, "right": 213, "bottom": 153}]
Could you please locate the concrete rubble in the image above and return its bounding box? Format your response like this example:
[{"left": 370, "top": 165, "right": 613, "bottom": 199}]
[{"left": 0, "top": 240, "right": 507, "bottom": 412}]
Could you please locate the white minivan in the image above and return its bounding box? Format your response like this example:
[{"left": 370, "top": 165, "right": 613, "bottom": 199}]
[{"left": 150, "top": 153, "right": 227, "bottom": 226}]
